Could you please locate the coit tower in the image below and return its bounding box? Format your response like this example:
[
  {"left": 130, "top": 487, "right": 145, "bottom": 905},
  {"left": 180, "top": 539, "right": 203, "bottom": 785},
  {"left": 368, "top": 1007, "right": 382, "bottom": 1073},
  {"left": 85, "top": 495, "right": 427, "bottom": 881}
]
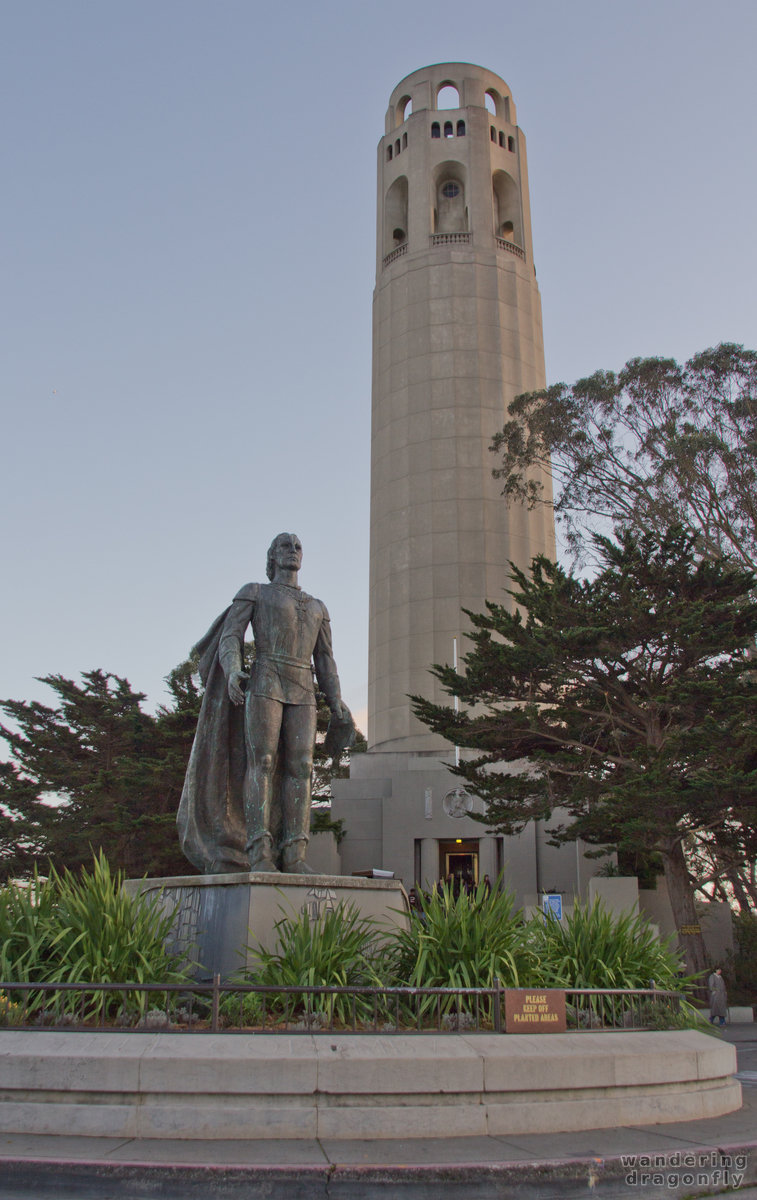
[
  {"left": 368, "top": 62, "right": 555, "bottom": 754},
  {"left": 333, "top": 63, "right": 559, "bottom": 890}
]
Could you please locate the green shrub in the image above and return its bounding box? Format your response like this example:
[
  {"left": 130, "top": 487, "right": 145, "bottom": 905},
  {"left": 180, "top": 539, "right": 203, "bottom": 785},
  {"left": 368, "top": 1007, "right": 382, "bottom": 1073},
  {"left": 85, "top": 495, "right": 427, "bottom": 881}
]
[
  {"left": 532, "top": 898, "right": 686, "bottom": 1026},
  {"left": 532, "top": 898, "right": 684, "bottom": 990},
  {"left": 385, "top": 880, "right": 536, "bottom": 1022},
  {"left": 0, "top": 990, "right": 24, "bottom": 1026},
  {"left": 638, "top": 997, "right": 713, "bottom": 1033},
  {"left": 0, "top": 871, "right": 58, "bottom": 984},
  {"left": 218, "top": 988, "right": 268, "bottom": 1029},
  {"left": 239, "top": 902, "right": 385, "bottom": 1025},
  {"left": 0, "top": 852, "right": 191, "bottom": 1021}
]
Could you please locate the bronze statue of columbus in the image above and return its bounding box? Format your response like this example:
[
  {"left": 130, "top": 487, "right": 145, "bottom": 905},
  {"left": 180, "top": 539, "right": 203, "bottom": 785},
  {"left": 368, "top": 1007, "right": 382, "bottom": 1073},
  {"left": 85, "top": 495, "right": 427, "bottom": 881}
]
[{"left": 177, "top": 533, "right": 353, "bottom": 875}]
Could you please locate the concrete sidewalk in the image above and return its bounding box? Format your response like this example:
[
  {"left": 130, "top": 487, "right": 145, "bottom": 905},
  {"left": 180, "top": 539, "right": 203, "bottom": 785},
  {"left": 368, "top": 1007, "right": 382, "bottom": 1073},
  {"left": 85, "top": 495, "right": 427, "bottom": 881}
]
[{"left": 0, "top": 1024, "right": 754, "bottom": 1199}]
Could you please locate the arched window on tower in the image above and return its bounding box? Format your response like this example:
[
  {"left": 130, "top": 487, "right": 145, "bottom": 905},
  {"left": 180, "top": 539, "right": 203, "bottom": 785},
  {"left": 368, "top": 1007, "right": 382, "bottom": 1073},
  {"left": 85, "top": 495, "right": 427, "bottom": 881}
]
[
  {"left": 434, "top": 170, "right": 467, "bottom": 234},
  {"left": 444, "top": 121, "right": 453, "bottom": 138},
  {"left": 508, "top": 136, "right": 515, "bottom": 152},
  {"left": 492, "top": 170, "right": 522, "bottom": 246},
  {"left": 402, "top": 132, "right": 408, "bottom": 149},
  {"left": 431, "top": 122, "right": 440, "bottom": 139},
  {"left": 499, "top": 131, "right": 505, "bottom": 148},
  {"left": 387, "top": 145, "right": 393, "bottom": 162},
  {"left": 395, "top": 139, "right": 401, "bottom": 156},
  {"left": 396, "top": 95, "right": 412, "bottom": 125},
  {"left": 436, "top": 83, "right": 460, "bottom": 110},
  {"left": 384, "top": 175, "right": 408, "bottom": 256},
  {"left": 490, "top": 126, "right": 496, "bottom": 142},
  {"left": 456, "top": 120, "right": 465, "bottom": 136},
  {"left": 484, "top": 90, "right": 503, "bottom": 119}
]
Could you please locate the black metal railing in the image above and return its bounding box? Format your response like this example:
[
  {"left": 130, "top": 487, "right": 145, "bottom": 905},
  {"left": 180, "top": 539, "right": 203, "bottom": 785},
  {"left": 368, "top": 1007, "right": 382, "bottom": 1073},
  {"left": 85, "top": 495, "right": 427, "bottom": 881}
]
[{"left": 0, "top": 981, "right": 684, "bottom": 1035}]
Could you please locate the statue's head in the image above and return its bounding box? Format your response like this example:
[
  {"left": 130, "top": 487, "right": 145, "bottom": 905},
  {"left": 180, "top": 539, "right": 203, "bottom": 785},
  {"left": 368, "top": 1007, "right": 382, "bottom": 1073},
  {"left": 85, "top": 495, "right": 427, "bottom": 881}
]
[{"left": 266, "top": 533, "right": 303, "bottom": 580}]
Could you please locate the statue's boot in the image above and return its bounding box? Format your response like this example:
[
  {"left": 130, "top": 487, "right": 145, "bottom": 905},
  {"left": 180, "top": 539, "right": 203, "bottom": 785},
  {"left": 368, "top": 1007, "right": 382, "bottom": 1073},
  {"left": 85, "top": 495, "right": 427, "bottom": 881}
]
[
  {"left": 281, "top": 837, "right": 317, "bottom": 875},
  {"left": 247, "top": 832, "right": 278, "bottom": 873}
]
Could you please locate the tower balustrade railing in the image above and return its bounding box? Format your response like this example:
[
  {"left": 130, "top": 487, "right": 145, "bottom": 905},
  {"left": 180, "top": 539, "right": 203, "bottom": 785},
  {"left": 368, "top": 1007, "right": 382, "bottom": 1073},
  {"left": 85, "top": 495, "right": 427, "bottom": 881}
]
[
  {"left": 429, "top": 232, "right": 471, "bottom": 246},
  {"left": 382, "top": 243, "right": 407, "bottom": 268},
  {"left": 496, "top": 236, "right": 526, "bottom": 259}
]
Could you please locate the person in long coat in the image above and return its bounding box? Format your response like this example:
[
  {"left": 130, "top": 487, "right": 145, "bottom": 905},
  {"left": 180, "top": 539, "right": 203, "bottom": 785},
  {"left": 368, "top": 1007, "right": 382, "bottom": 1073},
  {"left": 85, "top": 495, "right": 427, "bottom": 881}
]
[{"left": 707, "top": 966, "right": 728, "bottom": 1027}]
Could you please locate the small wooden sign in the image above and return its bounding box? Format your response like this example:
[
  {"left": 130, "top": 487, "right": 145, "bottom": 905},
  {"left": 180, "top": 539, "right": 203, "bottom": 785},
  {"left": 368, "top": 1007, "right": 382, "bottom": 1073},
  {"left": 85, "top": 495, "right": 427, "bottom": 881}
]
[
  {"left": 679, "top": 924, "right": 701, "bottom": 935},
  {"left": 505, "top": 989, "right": 567, "bottom": 1033}
]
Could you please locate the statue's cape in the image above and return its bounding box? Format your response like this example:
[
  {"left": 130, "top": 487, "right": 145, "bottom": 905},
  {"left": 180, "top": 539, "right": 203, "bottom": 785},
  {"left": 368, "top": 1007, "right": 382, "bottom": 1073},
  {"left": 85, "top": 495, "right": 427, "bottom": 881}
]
[{"left": 176, "top": 608, "right": 249, "bottom": 873}]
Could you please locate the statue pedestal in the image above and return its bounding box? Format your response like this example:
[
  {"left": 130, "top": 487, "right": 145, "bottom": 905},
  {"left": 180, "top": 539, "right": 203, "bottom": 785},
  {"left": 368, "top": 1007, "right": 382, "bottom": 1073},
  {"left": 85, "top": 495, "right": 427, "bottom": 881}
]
[{"left": 124, "top": 872, "right": 410, "bottom": 981}]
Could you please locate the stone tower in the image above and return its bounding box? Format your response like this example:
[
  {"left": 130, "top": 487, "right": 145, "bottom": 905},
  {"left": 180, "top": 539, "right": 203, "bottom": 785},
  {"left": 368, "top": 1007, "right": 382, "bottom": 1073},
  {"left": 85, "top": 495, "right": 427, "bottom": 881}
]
[
  {"left": 369, "top": 62, "right": 554, "bottom": 754},
  {"left": 332, "top": 64, "right": 566, "bottom": 894}
]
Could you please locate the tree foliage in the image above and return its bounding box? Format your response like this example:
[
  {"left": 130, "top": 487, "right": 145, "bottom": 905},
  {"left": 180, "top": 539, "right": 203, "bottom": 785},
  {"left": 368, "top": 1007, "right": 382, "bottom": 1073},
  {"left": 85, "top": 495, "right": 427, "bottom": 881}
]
[
  {"left": 492, "top": 343, "right": 757, "bottom": 569},
  {"left": 411, "top": 527, "right": 757, "bottom": 976},
  {"left": 491, "top": 340, "right": 757, "bottom": 909},
  {"left": 0, "top": 668, "right": 201, "bottom": 881},
  {"left": 312, "top": 688, "right": 366, "bottom": 800},
  {"left": 0, "top": 658, "right": 363, "bottom": 883}
]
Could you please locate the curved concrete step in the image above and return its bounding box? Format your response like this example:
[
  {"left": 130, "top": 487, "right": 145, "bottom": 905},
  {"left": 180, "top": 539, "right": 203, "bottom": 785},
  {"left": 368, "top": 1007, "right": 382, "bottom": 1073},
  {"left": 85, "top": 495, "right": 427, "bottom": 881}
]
[{"left": 0, "top": 1029, "right": 741, "bottom": 1140}]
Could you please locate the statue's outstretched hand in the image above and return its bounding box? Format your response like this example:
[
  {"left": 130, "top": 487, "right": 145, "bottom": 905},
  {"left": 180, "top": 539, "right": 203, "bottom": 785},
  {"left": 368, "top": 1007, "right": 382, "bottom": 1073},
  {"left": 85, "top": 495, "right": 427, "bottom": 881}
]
[{"left": 228, "top": 670, "right": 249, "bottom": 706}]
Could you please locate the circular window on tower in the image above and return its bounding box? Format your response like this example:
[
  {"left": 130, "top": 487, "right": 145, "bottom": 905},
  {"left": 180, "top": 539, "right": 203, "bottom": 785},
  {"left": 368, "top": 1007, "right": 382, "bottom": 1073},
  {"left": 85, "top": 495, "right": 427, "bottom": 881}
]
[{"left": 441, "top": 181, "right": 460, "bottom": 199}]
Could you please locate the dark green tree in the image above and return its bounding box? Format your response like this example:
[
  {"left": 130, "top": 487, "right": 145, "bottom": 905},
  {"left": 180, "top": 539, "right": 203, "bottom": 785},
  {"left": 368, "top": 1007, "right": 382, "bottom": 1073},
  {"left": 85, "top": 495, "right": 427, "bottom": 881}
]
[
  {"left": 411, "top": 528, "right": 757, "bottom": 976},
  {"left": 0, "top": 669, "right": 199, "bottom": 881},
  {"left": 492, "top": 341, "right": 757, "bottom": 909},
  {"left": 0, "top": 658, "right": 363, "bottom": 882},
  {"left": 312, "top": 689, "right": 367, "bottom": 800}
]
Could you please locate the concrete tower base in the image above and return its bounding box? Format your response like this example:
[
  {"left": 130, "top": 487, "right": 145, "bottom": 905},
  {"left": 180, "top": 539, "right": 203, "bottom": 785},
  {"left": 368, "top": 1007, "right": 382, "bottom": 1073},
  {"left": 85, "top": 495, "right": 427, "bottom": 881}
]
[{"left": 331, "top": 751, "right": 603, "bottom": 898}]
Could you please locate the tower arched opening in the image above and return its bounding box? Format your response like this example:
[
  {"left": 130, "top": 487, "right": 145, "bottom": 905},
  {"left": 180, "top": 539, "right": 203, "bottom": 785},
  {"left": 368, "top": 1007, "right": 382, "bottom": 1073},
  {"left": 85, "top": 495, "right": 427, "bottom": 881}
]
[
  {"left": 384, "top": 175, "right": 408, "bottom": 255},
  {"left": 436, "top": 83, "right": 460, "bottom": 110},
  {"left": 396, "top": 95, "right": 412, "bottom": 125},
  {"left": 486, "top": 87, "right": 510, "bottom": 119},
  {"left": 492, "top": 169, "right": 522, "bottom": 245},
  {"left": 433, "top": 162, "right": 468, "bottom": 234}
]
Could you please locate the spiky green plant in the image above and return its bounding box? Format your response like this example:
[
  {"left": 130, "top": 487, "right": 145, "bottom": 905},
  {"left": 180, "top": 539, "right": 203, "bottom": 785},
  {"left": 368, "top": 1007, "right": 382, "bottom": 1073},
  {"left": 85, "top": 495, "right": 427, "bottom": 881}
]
[
  {"left": 0, "top": 852, "right": 191, "bottom": 1021},
  {"left": 0, "top": 991, "right": 24, "bottom": 1026},
  {"left": 0, "top": 870, "right": 58, "bottom": 983},
  {"left": 531, "top": 897, "right": 687, "bottom": 1026},
  {"left": 532, "top": 898, "right": 684, "bottom": 989},
  {"left": 386, "top": 880, "right": 536, "bottom": 1022},
  {"left": 237, "top": 902, "right": 385, "bottom": 1026}
]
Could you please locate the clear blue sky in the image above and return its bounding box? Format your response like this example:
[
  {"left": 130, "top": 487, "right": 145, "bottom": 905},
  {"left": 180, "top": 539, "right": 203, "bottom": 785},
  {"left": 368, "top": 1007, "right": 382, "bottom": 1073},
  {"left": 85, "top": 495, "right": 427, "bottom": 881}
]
[{"left": 2, "top": 0, "right": 755, "bottom": 730}]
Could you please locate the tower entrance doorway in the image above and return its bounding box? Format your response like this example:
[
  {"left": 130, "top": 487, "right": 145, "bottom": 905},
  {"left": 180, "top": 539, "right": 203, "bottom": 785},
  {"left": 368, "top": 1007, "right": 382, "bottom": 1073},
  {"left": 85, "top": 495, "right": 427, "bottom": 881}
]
[{"left": 439, "top": 840, "right": 479, "bottom": 892}]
